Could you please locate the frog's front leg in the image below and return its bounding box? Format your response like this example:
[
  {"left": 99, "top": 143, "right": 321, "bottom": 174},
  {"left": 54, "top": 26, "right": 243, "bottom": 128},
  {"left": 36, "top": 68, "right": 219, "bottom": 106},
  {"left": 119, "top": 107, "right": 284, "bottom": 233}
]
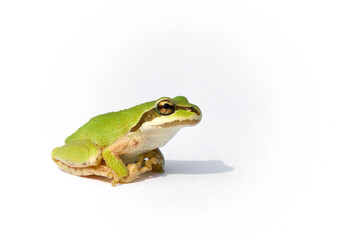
[
  {"left": 104, "top": 136, "right": 147, "bottom": 185},
  {"left": 140, "top": 148, "right": 165, "bottom": 173},
  {"left": 120, "top": 157, "right": 144, "bottom": 183},
  {"left": 101, "top": 148, "right": 129, "bottom": 186}
]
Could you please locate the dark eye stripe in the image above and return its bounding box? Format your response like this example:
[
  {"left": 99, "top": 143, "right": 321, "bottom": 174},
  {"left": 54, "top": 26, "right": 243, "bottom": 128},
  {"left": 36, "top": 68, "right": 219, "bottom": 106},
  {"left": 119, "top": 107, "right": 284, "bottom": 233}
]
[
  {"left": 175, "top": 106, "right": 201, "bottom": 116},
  {"left": 130, "top": 108, "right": 159, "bottom": 132}
]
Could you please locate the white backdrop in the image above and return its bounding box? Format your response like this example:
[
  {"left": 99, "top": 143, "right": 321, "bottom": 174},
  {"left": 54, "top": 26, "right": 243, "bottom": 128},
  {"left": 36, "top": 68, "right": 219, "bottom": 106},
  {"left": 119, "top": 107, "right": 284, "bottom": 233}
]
[{"left": 1, "top": 1, "right": 359, "bottom": 239}]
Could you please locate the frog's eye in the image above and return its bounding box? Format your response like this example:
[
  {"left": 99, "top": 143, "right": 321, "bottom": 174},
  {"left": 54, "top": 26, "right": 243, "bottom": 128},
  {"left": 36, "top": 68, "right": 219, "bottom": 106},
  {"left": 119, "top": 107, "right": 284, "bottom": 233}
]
[{"left": 157, "top": 100, "right": 175, "bottom": 115}]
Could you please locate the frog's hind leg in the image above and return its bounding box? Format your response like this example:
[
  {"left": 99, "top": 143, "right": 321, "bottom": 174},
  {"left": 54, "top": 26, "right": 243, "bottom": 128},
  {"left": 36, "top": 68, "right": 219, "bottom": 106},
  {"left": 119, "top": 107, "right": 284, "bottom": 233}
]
[
  {"left": 53, "top": 159, "right": 117, "bottom": 179},
  {"left": 52, "top": 139, "right": 119, "bottom": 182}
]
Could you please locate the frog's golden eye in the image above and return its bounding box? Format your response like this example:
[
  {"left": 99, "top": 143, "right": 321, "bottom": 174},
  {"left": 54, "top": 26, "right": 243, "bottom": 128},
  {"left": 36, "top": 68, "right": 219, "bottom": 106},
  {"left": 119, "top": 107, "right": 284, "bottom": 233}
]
[{"left": 157, "top": 100, "right": 175, "bottom": 115}]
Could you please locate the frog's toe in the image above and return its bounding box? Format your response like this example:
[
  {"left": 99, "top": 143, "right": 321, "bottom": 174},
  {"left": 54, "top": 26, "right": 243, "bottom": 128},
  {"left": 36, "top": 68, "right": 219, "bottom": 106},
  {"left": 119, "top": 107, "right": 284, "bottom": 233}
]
[
  {"left": 117, "top": 163, "right": 141, "bottom": 183},
  {"left": 111, "top": 175, "right": 120, "bottom": 186}
]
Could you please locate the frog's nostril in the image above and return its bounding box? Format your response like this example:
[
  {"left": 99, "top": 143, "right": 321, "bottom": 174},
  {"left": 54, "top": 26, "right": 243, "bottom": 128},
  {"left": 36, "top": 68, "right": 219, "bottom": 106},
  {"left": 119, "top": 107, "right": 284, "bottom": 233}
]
[{"left": 189, "top": 107, "right": 201, "bottom": 115}]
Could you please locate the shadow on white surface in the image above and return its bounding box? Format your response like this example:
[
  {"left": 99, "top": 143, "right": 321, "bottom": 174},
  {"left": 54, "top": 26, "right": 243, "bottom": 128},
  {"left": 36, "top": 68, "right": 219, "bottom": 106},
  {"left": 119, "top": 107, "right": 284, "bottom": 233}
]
[
  {"left": 83, "top": 160, "right": 233, "bottom": 184},
  {"left": 164, "top": 160, "right": 233, "bottom": 174},
  {"left": 133, "top": 159, "right": 234, "bottom": 183}
]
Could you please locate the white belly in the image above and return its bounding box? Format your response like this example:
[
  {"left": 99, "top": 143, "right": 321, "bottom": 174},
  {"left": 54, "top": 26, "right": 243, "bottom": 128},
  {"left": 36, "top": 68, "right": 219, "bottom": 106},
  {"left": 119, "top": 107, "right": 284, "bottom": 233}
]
[{"left": 120, "top": 126, "right": 182, "bottom": 164}]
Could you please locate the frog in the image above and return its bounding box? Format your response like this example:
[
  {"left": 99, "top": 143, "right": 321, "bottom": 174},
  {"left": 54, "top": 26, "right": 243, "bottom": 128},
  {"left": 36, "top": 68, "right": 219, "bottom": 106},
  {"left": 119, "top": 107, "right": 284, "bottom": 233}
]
[{"left": 51, "top": 96, "right": 201, "bottom": 186}]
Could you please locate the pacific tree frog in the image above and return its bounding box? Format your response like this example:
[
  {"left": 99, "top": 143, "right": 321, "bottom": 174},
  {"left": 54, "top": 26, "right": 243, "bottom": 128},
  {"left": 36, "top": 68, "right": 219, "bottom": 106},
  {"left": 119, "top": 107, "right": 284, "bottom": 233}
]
[{"left": 51, "top": 96, "right": 202, "bottom": 186}]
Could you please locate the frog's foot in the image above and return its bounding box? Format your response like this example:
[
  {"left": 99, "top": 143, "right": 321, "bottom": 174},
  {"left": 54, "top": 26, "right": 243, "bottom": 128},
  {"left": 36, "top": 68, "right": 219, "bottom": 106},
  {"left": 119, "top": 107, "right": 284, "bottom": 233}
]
[
  {"left": 117, "top": 163, "right": 141, "bottom": 183},
  {"left": 114, "top": 155, "right": 143, "bottom": 183},
  {"left": 140, "top": 149, "right": 165, "bottom": 173},
  {"left": 110, "top": 150, "right": 164, "bottom": 184},
  {"left": 110, "top": 172, "right": 121, "bottom": 186}
]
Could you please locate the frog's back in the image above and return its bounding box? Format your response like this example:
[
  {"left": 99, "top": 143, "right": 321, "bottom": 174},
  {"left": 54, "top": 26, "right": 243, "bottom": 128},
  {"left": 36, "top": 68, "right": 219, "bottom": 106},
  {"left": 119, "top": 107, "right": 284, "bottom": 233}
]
[{"left": 65, "top": 101, "right": 155, "bottom": 147}]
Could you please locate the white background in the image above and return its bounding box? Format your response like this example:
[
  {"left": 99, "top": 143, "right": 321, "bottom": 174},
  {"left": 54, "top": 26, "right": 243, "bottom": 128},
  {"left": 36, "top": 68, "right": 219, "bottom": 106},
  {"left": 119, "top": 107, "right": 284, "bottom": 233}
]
[{"left": 1, "top": 1, "right": 359, "bottom": 239}]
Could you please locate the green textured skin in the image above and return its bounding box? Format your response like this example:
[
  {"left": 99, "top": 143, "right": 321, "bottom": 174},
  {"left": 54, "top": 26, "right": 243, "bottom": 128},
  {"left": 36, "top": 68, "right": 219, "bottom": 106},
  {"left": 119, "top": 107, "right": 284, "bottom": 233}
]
[
  {"left": 64, "top": 96, "right": 200, "bottom": 147},
  {"left": 65, "top": 100, "right": 155, "bottom": 147},
  {"left": 102, "top": 148, "right": 128, "bottom": 176},
  {"left": 52, "top": 139, "right": 100, "bottom": 165}
]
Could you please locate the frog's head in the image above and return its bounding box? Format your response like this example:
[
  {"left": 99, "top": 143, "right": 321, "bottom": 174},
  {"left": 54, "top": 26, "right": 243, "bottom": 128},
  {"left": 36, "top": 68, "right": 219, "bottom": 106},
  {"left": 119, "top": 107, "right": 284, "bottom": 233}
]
[
  {"left": 131, "top": 96, "right": 201, "bottom": 132},
  {"left": 156, "top": 96, "right": 202, "bottom": 127}
]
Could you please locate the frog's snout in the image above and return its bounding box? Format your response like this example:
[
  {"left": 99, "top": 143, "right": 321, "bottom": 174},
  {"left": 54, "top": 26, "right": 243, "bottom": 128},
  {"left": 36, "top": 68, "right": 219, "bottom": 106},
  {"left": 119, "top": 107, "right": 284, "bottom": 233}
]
[
  {"left": 187, "top": 105, "right": 202, "bottom": 124},
  {"left": 191, "top": 105, "right": 202, "bottom": 120}
]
